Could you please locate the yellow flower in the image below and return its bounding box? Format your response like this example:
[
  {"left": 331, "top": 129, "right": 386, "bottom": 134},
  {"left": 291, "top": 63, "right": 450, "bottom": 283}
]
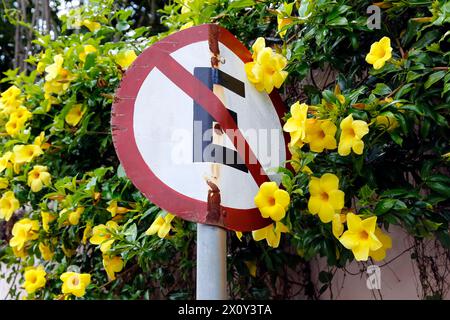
[
  {"left": 382, "top": 97, "right": 403, "bottom": 109},
  {"left": 27, "top": 165, "right": 52, "bottom": 192},
  {"left": 82, "top": 19, "right": 101, "bottom": 32},
  {"left": 45, "top": 54, "right": 65, "bottom": 82},
  {"left": 145, "top": 213, "right": 175, "bottom": 238},
  {"left": 9, "top": 218, "right": 39, "bottom": 250},
  {"left": 277, "top": 2, "right": 294, "bottom": 38},
  {"left": 65, "top": 104, "right": 85, "bottom": 126},
  {"left": 332, "top": 212, "right": 346, "bottom": 239},
  {"left": 252, "top": 221, "right": 289, "bottom": 248},
  {"left": 244, "top": 37, "right": 288, "bottom": 93},
  {"left": 44, "top": 79, "right": 68, "bottom": 98},
  {"left": 23, "top": 266, "right": 46, "bottom": 294},
  {"left": 0, "top": 152, "right": 13, "bottom": 172},
  {"left": 5, "top": 106, "right": 32, "bottom": 136},
  {"left": 13, "top": 144, "right": 43, "bottom": 164},
  {"left": 307, "top": 173, "right": 345, "bottom": 223},
  {"left": 10, "top": 106, "right": 32, "bottom": 123},
  {"left": 365, "top": 36, "right": 392, "bottom": 70},
  {"left": 250, "top": 37, "right": 265, "bottom": 60},
  {"left": 283, "top": 102, "right": 308, "bottom": 147},
  {"left": 107, "top": 200, "right": 131, "bottom": 217},
  {"left": 339, "top": 213, "right": 383, "bottom": 261},
  {"left": 0, "top": 191, "right": 20, "bottom": 221},
  {"left": 12, "top": 246, "right": 27, "bottom": 258},
  {"left": 82, "top": 223, "right": 93, "bottom": 244},
  {"left": 375, "top": 115, "right": 399, "bottom": 131},
  {"left": 114, "top": 49, "right": 137, "bottom": 69},
  {"left": 102, "top": 255, "right": 124, "bottom": 281},
  {"left": 39, "top": 242, "right": 54, "bottom": 261},
  {"left": 34, "top": 131, "right": 50, "bottom": 149},
  {"left": 90, "top": 220, "right": 119, "bottom": 253},
  {"left": 338, "top": 114, "right": 369, "bottom": 156},
  {"left": 369, "top": 227, "right": 392, "bottom": 261},
  {"left": 67, "top": 207, "right": 85, "bottom": 226},
  {"left": 277, "top": 16, "right": 293, "bottom": 37},
  {"left": 41, "top": 211, "right": 56, "bottom": 232},
  {"left": 254, "top": 181, "right": 290, "bottom": 221},
  {"left": 304, "top": 119, "right": 337, "bottom": 153},
  {"left": 79, "top": 44, "right": 97, "bottom": 62},
  {"left": 334, "top": 84, "right": 346, "bottom": 104},
  {"left": 244, "top": 260, "right": 257, "bottom": 277},
  {"left": 5, "top": 117, "right": 26, "bottom": 136},
  {"left": 61, "top": 245, "right": 76, "bottom": 257},
  {"left": 37, "top": 61, "right": 46, "bottom": 74},
  {"left": 60, "top": 272, "right": 91, "bottom": 297},
  {"left": 0, "top": 177, "right": 9, "bottom": 189},
  {"left": 0, "top": 85, "right": 22, "bottom": 110},
  {"left": 10, "top": 156, "right": 22, "bottom": 174}
]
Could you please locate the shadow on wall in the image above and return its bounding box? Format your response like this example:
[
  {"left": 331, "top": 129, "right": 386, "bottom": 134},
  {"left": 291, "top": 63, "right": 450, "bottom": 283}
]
[{"left": 311, "top": 225, "right": 450, "bottom": 300}]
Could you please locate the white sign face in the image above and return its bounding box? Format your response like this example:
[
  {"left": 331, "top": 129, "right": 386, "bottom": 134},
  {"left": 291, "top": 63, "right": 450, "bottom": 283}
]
[{"left": 112, "top": 24, "right": 288, "bottom": 231}]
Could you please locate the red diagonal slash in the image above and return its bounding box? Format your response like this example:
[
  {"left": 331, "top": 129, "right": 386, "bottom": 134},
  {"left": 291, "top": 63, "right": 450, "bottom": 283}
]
[{"left": 155, "top": 52, "right": 271, "bottom": 187}]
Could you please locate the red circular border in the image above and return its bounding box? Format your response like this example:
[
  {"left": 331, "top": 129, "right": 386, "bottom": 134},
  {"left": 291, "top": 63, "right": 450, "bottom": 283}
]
[{"left": 111, "top": 24, "right": 289, "bottom": 232}]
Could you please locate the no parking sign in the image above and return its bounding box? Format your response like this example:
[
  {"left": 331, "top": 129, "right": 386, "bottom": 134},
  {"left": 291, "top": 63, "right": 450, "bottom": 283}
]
[{"left": 111, "top": 24, "right": 288, "bottom": 232}]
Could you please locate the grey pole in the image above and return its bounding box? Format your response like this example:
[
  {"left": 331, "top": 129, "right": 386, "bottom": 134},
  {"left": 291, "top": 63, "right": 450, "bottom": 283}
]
[{"left": 196, "top": 223, "right": 227, "bottom": 300}]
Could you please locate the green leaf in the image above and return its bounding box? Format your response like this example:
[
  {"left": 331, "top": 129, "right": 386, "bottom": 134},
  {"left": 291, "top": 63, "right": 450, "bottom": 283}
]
[
  {"left": 281, "top": 174, "right": 293, "bottom": 191},
  {"left": 395, "top": 83, "right": 414, "bottom": 99},
  {"left": 423, "top": 220, "right": 442, "bottom": 232},
  {"left": 83, "top": 53, "right": 96, "bottom": 70},
  {"left": 424, "top": 71, "right": 446, "bottom": 89},
  {"left": 124, "top": 223, "right": 138, "bottom": 242},
  {"left": 319, "top": 284, "right": 328, "bottom": 294},
  {"left": 406, "top": 71, "right": 423, "bottom": 82},
  {"left": 436, "top": 231, "right": 450, "bottom": 249},
  {"left": 426, "top": 181, "right": 450, "bottom": 197},
  {"left": 228, "top": 0, "right": 255, "bottom": 9},
  {"left": 420, "top": 117, "right": 431, "bottom": 138},
  {"left": 372, "top": 83, "right": 392, "bottom": 96},
  {"left": 381, "top": 188, "right": 419, "bottom": 199},
  {"left": 116, "top": 21, "right": 130, "bottom": 32},
  {"left": 443, "top": 83, "right": 450, "bottom": 97},
  {"left": 117, "top": 164, "right": 127, "bottom": 179},
  {"left": 298, "top": 0, "right": 312, "bottom": 18},
  {"left": 318, "top": 271, "right": 333, "bottom": 283},
  {"left": 399, "top": 104, "right": 423, "bottom": 115},
  {"left": 393, "top": 200, "right": 408, "bottom": 211},
  {"left": 277, "top": 166, "right": 294, "bottom": 178},
  {"left": 374, "top": 199, "right": 396, "bottom": 215},
  {"left": 389, "top": 132, "right": 403, "bottom": 146},
  {"left": 427, "top": 174, "right": 450, "bottom": 184},
  {"left": 326, "top": 17, "right": 348, "bottom": 26}
]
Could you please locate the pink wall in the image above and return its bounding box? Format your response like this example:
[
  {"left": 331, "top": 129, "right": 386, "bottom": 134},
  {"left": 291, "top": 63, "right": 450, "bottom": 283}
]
[{"left": 311, "top": 225, "right": 450, "bottom": 300}]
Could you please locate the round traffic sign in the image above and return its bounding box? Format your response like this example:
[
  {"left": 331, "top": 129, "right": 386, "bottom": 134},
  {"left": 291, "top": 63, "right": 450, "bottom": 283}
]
[{"left": 112, "top": 24, "right": 288, "bottom": 231}]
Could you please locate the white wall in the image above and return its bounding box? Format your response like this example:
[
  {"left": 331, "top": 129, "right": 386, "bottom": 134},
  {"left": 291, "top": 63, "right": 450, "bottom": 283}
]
[{"left": 0, "top": 265, "right": 13, "bottom": 299}]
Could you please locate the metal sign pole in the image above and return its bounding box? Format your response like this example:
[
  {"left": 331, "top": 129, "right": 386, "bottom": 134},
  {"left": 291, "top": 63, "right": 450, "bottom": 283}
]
[
  {"left": 196, "top": 223, "right": 227, "bottom": 299},
  {"left": 196, "top": 24, "right": 227, "bottom": 301}
]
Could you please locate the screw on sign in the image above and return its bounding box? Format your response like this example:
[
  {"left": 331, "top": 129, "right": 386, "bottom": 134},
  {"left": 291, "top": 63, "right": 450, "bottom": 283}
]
[{"left": 111, "top": 24, "right": 288, "bottom": 231}]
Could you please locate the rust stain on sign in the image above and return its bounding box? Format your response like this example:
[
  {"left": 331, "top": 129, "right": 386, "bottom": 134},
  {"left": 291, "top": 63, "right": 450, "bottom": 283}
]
[
  {"left": 205, "top": 179, "right": 223, "bottom": 225},
  {"left": 208, "top": 24, "right": 220, "bottom": 68},
  {"left": 205, "top": 23, "right": 225, "bottom": 227}
]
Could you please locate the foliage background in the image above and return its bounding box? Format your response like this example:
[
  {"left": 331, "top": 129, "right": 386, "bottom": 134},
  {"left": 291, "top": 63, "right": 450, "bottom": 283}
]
[{"left": 0, "top": 0, "right": 449, "bottom": 299}]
